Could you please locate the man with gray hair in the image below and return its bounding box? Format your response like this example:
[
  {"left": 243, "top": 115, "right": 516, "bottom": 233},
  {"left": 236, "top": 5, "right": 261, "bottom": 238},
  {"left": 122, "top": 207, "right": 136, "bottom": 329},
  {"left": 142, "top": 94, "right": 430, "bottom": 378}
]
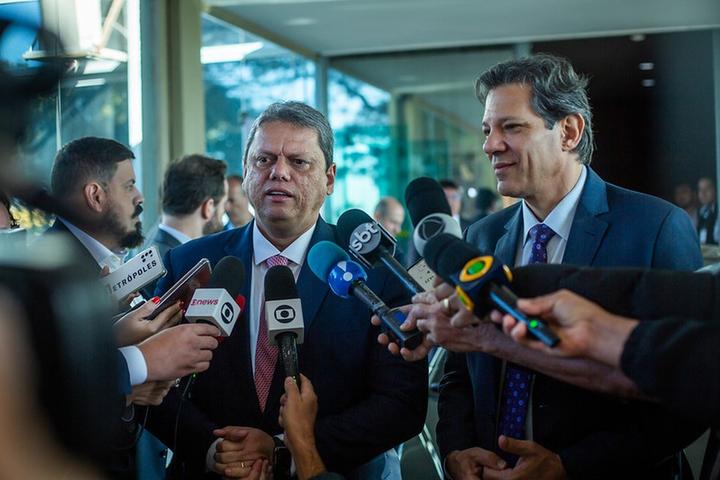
[
  {"left": 149, "top": 101, "right": 427, "bottom": 479},
  {"left": 437, "top": 54, "right": 703, "bottom": 479}
]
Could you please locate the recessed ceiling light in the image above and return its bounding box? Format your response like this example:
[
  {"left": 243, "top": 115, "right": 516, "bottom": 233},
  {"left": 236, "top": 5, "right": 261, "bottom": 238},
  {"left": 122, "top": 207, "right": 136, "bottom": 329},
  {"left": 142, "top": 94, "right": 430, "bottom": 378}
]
[
  {"left": 285, "top": 17, "right": 316, "bottom": 26},
  {"left": 639, "top": 62, "right": 654, "bottom": 71},
  {"left": 630, "top": 34, "right": 646, "bottom": 42},
  {"left": 641, "top": 79, "right": 655, "bottom": 87}
]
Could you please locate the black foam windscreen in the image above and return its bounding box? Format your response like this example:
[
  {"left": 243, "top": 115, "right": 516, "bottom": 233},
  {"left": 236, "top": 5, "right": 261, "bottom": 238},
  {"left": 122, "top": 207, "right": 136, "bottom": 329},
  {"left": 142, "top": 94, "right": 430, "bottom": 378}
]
[
  {"left": 337, "top": 208, "right": 375, "bottom": 248},
  {"left": 265, "top": 265, "right": 297, "bottom": 301},
  {"left": 405, "top": 177, "right": 452, "bottom": 226},
  {"left": 424, "top": 234, "right": 481, "bottom": 282},
  {"left": 208, "top": 256, "right": 245, "bottom": 297}
]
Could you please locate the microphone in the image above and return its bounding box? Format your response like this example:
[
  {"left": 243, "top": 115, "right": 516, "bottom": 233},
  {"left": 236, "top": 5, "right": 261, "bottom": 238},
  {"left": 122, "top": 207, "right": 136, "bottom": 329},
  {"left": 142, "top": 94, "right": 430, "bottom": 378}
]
[
  {"left": 337, "top": 209, "right": 425, "bottom": 296},
  {"left": 424, "top": 234, "right": 559, "bottom": 347},
  {"left": 100, "top": 245, "right": 166, "bottom": 302},
  {"left": 307, "top": 240, "right": 424, "bottom": 350},
  {"left": 404, "top": 177, "right": 462, "bottom": 256},
  {"left": 264, "top": 265, "right": 304, "bottom": 385},
  {"left": 184, "top": 256, "right": 245, "bottom": 337}
]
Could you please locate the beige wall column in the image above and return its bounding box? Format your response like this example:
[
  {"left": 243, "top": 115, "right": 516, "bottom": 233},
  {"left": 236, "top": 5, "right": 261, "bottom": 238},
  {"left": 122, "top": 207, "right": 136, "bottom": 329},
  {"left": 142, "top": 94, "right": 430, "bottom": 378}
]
[{"left": 139, "top": 0, "right": 205, "bottom": 224}]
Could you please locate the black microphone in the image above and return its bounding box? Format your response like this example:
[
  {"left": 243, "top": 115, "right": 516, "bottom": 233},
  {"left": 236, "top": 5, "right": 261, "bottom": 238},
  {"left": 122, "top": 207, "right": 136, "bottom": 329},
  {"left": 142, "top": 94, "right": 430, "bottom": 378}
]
[
  {"left": 337, "top": 208, "right": 425, "bottom": 295},
  {"left": 264, "top": 265, "right": 304, "bottom": 385},
  {"left": 404, "top": 177, "right": 462, "bottom": 256},
  {"left": 424, "top": 234, "right": 559, "bottom": 347},
  {"left": 185, "top": 256, "right": 245, "bottom": 336},
  {"left": 307, "top": 240, "right": 424, "bottom": 350}
]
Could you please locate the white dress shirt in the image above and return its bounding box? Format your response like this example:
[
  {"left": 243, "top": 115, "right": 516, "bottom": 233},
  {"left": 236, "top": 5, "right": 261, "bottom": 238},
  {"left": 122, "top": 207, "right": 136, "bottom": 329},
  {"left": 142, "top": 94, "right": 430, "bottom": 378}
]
[{"left": 514, "top": 166, "right": 587, "bottom": 267}]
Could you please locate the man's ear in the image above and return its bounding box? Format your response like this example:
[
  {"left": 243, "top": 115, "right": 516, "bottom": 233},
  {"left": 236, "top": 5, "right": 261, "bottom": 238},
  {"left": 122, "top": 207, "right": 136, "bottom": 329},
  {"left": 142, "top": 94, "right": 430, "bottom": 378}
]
[
  {"left": 560, "top": 113, "right": 585, "bottom": 152},
  {"left": 200, "top": 197, "right": 214, "bottom": 220},
  {"left": 83, "top": 182, "right": 106, "bottom": 213},
  {"left": 325, "top": 163, "right": 337, "bottom": 196}
]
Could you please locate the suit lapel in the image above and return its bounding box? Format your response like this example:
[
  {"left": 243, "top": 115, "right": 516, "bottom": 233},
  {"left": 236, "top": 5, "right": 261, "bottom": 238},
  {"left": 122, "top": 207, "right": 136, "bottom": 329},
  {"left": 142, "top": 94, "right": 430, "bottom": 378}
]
[
  {"left": 222, "top": 223, "right": 257, "bottom": 407},
  {"left": 563, "top": 168, "right": 609, "bottom": 266},
  {"left": 494, "top": 205, "right": 522, "bottom": 265},
  {"left": 295, "top": 218, "right": 332, "bottom": 331}
]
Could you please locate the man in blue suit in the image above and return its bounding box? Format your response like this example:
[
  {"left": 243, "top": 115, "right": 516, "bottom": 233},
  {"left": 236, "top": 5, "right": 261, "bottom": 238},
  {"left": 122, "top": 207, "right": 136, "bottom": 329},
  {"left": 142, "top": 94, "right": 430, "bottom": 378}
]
[
  {"left": 437, "top": 55, "right": 704, "bottom": 479},
  {"left": 148, "top": 102, "right": 427, "bottom": 479}
]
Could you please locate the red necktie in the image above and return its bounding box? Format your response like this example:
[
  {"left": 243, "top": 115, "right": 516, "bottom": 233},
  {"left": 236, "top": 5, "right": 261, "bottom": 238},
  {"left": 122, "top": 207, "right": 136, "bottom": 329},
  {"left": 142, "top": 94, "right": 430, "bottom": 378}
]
[{"left": 254, "top": 254, "right": 289, "bottom": 412}]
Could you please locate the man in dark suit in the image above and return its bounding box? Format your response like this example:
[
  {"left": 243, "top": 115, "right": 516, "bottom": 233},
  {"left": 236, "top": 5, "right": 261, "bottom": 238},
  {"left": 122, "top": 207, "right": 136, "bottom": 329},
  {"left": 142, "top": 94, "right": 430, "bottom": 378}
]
[
  {"left": 149, "top": 101, "right": 427, "bottom": 479},
  {"left": 45, "top": 136, "right": 222, "bottom": 480},
  {"left": 141, "top": 154, "right": 228, "bottom": 297},
  {"left": 437, "top": 54, "right": 704, "bottom": 479}
]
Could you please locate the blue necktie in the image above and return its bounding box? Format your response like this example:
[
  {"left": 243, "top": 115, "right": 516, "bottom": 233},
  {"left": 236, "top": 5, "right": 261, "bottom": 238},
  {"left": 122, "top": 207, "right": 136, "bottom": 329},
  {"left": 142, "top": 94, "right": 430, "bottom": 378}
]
[{"left": 497, "top": 223, "right": 555, "bottom": 460}]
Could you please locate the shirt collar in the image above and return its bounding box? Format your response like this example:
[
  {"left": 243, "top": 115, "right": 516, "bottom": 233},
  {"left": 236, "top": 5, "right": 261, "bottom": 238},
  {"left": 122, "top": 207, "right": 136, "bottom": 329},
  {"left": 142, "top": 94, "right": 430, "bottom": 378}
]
[
  {"left": 159, "top": 223, "right": 192, "bottom": 245},
  {"left": 252, "top": 221, "right": 317, "bottom": 267},
  {"left": 57, "top": 217, "right": 124, "bottom": 269},
  {"left": 521, "top": 165, "right": 587, "bottom": 243}
]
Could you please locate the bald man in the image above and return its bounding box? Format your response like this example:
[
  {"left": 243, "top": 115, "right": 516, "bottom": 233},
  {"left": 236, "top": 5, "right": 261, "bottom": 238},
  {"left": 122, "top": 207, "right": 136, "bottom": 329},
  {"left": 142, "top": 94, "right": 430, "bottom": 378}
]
[{"left": 373, "top": 196, "right": 405, "bottom": 237}]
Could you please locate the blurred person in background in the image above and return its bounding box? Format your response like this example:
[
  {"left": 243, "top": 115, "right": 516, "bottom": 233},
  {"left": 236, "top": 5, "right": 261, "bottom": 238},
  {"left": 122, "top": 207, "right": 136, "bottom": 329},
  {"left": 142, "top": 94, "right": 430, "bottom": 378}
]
[
  {"left": 141, "top": 154, "right": 228, "bottom": 297},
  {"left": 138, "top": 154, "right": 227, "bottom": 480},
  {"left": 225, "top": 174, "right": 253, "bottom": 229},
  {"left": 474, "top": 186, "right": 500, "bottom": 222},
  {"left": 373, "top": 195, "right": 405, "bottom": 237},
  {"left": 439, "top": 179, "right": 471, "bottom": 230},
  {"left": 673, "top": 182, "right": 699, "bottom": 229},
  {"left": 697, "top": 176, "right": 719, "bottom": 245},
  {"left": 0, "top": 191, "right": 18, "bottom": 229}
]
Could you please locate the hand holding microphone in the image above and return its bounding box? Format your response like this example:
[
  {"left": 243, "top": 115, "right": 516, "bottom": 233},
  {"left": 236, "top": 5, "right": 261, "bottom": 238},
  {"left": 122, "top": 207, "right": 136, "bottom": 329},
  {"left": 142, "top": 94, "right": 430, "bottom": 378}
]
[
  {"left": 404, "top": 176, "right": 462, "bottom": 256},
  {"left": 113, "top": 297, "right": 183, "bottom": 346},
  {"left": 184, "top": 256, "right": 245, "bottom": 337},
  {"left": 138, "top": 323, "right": 220, "bottom": 382},
  {"left": 424, "top": 234, "right": 560, "bottom": 347},
  {"left": 307, "top": 240, "right": 424, "bottom": 350}
]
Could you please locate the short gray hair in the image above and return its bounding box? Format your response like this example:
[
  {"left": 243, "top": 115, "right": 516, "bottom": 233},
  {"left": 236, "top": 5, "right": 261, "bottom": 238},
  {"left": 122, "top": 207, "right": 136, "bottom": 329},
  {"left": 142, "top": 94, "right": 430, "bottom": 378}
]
[
  {"left": 475, "top": 54, "right": 594, "bottom": 165},
  {"left": 242, "top": 101, "right": 334, "bottom": 169}
]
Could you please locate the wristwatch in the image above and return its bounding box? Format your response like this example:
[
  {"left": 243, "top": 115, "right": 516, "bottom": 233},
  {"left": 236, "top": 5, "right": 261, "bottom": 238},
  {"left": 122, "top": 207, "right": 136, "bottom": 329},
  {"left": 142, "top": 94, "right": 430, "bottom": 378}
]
[{"left": 273, "top": 437, "right": 291, "bottom": 480}]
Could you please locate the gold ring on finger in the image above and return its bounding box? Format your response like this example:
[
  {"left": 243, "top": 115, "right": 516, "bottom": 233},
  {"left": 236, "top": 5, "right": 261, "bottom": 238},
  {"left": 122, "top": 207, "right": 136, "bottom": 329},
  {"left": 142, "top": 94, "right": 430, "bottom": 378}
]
[{"left": 442, "top": 297, "right": 451, "bottom": 314}]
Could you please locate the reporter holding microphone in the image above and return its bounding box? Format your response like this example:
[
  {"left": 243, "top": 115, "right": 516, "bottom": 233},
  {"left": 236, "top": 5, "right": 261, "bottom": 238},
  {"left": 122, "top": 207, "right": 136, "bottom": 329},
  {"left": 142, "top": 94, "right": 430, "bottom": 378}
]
[{"left": 279, "top": 375, "right": 345, "bottom": 480}]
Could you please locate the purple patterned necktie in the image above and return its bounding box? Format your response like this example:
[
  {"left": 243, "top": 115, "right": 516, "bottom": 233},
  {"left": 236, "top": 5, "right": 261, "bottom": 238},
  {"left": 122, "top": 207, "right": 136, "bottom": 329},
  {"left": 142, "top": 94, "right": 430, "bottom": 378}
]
[
  {"left": 255, "top": 254, "right": 289, "bottom": 412},
  {"left": 497, "top": 224, "right": 555, "bottom": 460}
]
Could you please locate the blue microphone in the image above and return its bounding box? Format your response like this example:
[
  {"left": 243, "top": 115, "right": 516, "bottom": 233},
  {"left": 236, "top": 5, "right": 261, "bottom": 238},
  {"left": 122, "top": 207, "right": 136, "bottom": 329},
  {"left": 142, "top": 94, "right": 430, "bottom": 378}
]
[{"left": 308, "top": 241, "right": 424, "bottom": 350}]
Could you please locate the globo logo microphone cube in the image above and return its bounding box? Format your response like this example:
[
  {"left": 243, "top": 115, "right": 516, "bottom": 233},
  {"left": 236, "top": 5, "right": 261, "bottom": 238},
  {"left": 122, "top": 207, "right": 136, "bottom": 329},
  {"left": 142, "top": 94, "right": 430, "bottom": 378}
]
[{"left": 185, "top": 288, "right": 239, "bottom": 337}]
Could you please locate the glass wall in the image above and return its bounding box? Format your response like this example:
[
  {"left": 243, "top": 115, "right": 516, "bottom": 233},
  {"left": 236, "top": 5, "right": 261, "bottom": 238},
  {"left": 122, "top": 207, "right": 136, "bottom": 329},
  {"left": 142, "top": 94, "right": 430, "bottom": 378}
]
[
  {"left": 326, "top": 68, "right": 391, "bottom": 222},
  {"left": 202, "top": 14, "right": 315, "bottom": 175},
  {"left": 7, "top": 0, "right": 134, "bottom": 230}
]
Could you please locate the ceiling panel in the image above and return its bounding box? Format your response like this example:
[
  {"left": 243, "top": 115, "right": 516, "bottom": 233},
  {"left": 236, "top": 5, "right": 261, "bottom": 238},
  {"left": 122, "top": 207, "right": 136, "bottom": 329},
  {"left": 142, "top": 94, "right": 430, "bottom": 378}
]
[{"left": 206, "top": 0, "right": 720, "bottom": 56}]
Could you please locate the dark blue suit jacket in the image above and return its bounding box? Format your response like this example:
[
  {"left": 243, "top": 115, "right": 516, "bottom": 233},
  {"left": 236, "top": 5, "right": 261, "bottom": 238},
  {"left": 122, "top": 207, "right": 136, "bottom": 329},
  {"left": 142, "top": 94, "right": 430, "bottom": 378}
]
[
  {"left": 438, "top": 169, "right": 704, "bottom": 478},
  {"left": 148, "top": 217, "right": 428, "bottom": 478}
]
